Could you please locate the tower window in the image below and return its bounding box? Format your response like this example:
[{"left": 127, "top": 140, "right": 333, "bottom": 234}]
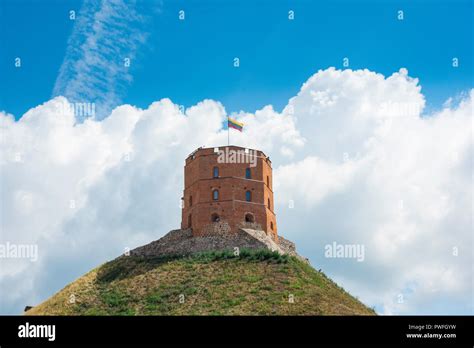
[
  {"left": 245, "top": 190, "right": 251, "bottom": 202},
  {"left": 213, "top": 189, "right": 219, "bottom": 200},
  {"left": 267, "top": 176, "right": 270, "bottom": 187},
  {"left": 189, "top": 195, "right": 192, "bottom": 207},
  {"left": 211, "top": 213, "right": 220, "bottom": 222},
  {"left": 245, "top": 213, "right": 255, "bottom": 223},
  {"left": 268, "top": 198, "right": 271, "bottom": 210},
  {"left": 188, "top": 214, "right": 192, "bottom": 228},
  {"left": 213, "top": 166, "right": 219, "bottom": 178},
  {"left": 245, "top": 168, "right": 251, "bottom": 179},
  {"left": 270, "top": 221, "right": 274, "bottom": 231}
]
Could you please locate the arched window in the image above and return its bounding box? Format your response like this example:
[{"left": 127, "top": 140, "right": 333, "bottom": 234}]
[
  {"left": 213, "top": 166, "right": 219, "bottom": 178},
  {"left": 189, "top": 195, "right": 192, "bottom": 207},
  {"left": 245, "top": 168, "right": 251, "bottom": 179},
  {"left": 245, "top": 190, "right": 251, "bottom": 202},
  {"left": 267, "top": 198, "right": 271, "bottom": 210},
  {"left": 188, "top": 214, "right": 192, "bottom": 228},
  {"left": 270, "top": 221, "right": 274, "bottom": 231},
  {"left": 211, "top": 213, "right": 220, "bottom": 222},
  {"left": 267, "top": 176, "right": 270, "bottom": 187},
  {"left": 213, "top": 189, "right": 219, "bottom": 200},
  {"left": 245, "top": 213, "right": 255, "bottom": 223}
]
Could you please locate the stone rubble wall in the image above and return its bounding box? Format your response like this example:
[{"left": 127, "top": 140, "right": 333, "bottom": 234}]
[
  {"left": 277, "top": 235, "right": 298, "bottom": 256},
  {"left": 238, "top": 221, "right": 263, "bottom": 232},
  {"left": 200, "top": 221, "right": 231, "bottom": 236},
  {"left": 130, "top": 228, "right": 302, "bottom": 259}
]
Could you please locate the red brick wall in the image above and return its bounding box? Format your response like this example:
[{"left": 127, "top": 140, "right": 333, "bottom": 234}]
[{"left": 181, "top": 146, "right": 278, "bottom": 240}]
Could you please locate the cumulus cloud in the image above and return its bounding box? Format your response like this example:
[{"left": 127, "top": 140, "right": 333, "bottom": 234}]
[
  {"left": 0, "top": 68, "right": 472, "bottom": 315},
  {"left": 275, "top": 68, "right": 473, "bottom": 315}
]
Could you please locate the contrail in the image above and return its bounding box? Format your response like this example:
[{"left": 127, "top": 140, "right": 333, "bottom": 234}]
[{"left": 52, "top": 0, "right": 150, "bottom": 120}]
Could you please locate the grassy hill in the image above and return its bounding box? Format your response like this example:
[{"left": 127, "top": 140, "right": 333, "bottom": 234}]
[{"left": 26, "top": 249, "right": 375, "bottom": 315}]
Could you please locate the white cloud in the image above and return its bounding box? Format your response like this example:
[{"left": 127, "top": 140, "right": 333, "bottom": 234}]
[
  {"left": 283, "top": 68, "right": 426, "bottom": 162},
  {"left": 275, "top": 68, "right": 472, "bottom": 315},
  {"left": 275, "top": 156, "right": 357, "bottom": 206},
  {"left": 0, "top": 68, "right": 472, "bottom": 315}
]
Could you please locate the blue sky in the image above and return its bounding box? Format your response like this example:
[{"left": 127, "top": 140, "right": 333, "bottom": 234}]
[{"left": 0, "top": 0, "right": 472, "bottom": 119}]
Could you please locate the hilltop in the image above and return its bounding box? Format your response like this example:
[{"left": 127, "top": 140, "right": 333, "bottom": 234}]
[{"left": 26, "top": 249, "right": 375, "bottom": 315}]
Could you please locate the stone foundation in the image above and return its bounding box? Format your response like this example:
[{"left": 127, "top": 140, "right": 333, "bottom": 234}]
[{"left": 130, "top": 228, "right": 303, "bottom": 260}]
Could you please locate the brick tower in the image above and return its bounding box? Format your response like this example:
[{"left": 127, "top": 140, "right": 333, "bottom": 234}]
[{"left": 181, "top": 146, "right": 277, "bottom": 240}]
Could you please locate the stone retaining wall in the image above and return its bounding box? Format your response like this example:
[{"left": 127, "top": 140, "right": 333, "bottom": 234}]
[{"left": 130, "top": 228, "right": 302, "bottom": 259}]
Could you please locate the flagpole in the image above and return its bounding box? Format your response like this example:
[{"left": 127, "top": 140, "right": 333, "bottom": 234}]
[{"left": 227, "top": 116, "right": 230, "bottom": 146}]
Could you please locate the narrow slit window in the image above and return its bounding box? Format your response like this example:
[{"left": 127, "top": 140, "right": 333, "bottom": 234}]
[
  {"left": 245, "top": 168, "right": 251, "bottom": 179},
  {"left": 245, "top": 190, "right": 251, "bottom": 202}
]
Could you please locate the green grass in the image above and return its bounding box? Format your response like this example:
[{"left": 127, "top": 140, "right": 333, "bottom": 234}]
[{"left": 27, "top": 249, "right": 376, "bottom": 316}]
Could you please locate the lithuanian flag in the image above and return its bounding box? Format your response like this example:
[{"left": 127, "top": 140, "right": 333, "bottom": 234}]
[{"left": 228, "top": 117, "right": 244, "bottom": 132}]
